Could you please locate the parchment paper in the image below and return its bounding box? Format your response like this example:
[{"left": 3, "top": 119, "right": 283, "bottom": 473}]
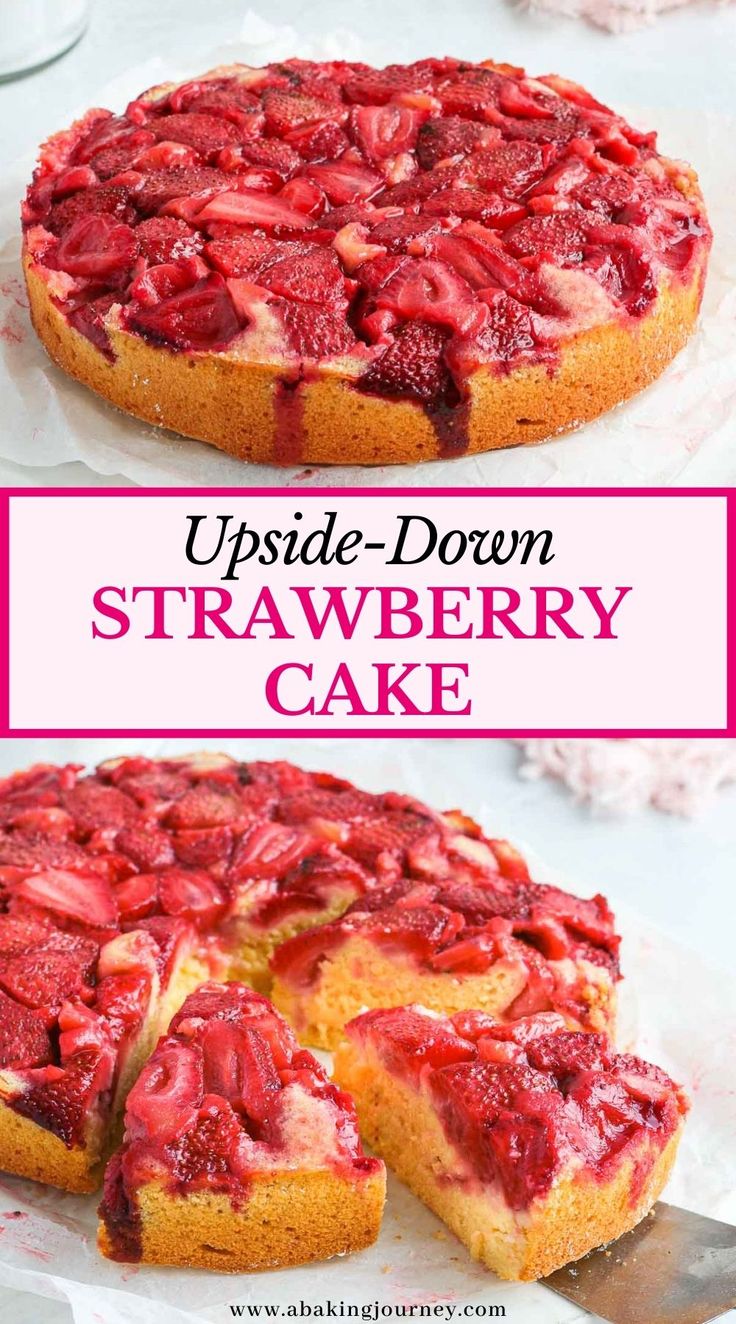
[
  {"left": 0, "top": 737, "right": 733, "bottom": 1324},
  {"left": 0, "top": 12, "right": 735, "bottom": 487}
]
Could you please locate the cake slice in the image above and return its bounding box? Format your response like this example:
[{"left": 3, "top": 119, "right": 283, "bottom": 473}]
[
  {"left": 334, "top": 1005, "right": 687, "bottom": 1281},
  {"left": 271, "top": 871, "right": 620, "bottom": 1050},
  {"left": 98, "top": 982, "right": 386, "bottom": 1271},
  {"left": 0, "top": 912, "right": 198, "bottom": 1191}
]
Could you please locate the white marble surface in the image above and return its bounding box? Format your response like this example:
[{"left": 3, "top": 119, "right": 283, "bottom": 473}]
[
  {"left": 0, "top": 737, "right": 734, "bottom": 1322},
  {"left": 1, "top": 0, "right": 735, "bottom": 487}
]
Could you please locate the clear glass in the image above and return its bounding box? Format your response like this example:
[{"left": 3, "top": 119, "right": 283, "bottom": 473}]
[{"left": 0, "top": 0, "right": 90, "bottom": 80}]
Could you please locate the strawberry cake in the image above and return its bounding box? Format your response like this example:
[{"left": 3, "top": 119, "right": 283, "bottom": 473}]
[
  {"left": 0, "top": 751, "right": 574, "bottom": 1191},
  {"left": 271, "top": 873, "right": 619, "bottom": 1049},
  {"left": 22, "top": 57, "right": 710, "bottom": 465},
  {"left": 334, "top": 1005, "right": 687, "bottom": 1280},
  {"left": 98, "top": 982, "right": 385, "bottom": 1270}
]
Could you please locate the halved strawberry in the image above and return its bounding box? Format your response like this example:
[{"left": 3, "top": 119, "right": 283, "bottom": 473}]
[
  {"left": 150, "top": 112, "right": 241, "bottom": 157},
  {"left": 0, "top": 913, "right": 54, "bottom": 956},
  {"left": 367, "top": 214, "right": 442, "bottom": 253},
  {"left": 46, "top": 183, "right": 138, "bottom": 236},
  {"left": 230, "top": 823, "right": 317, "bottom": 881},
  {"left": 263, "top": 90, "right": 345, "bottom": 137},
  {"left": 447, "top": 290, "right": 537, "bottom": 369},
  {"left": 164, "top": 784, "right": 245, "bottom": 830},
  {"left": 113, "top": 872, "right": 159, "bottom": 921},
  {"left": 132, "top": 140, "right": 200, "bottom": 172},
  {"left": 128, "top": 273, "right": 243, "bottom": 351},
  {"left": 196, "top": 188, "right": 317, "bottom": 231},
  {"left": 14, "top": 868, "right": 118, "bottom": 928},
  {"left": 259, "top": 248, "right": 350, "bottom": 307},
  {"left": 89, "top": 130, "right": 156, "bottom": 179},
  {"left": 357, "top": 1006, "right": 474, "bottom": 1079},
  {"left": 135, "top": 167, "right": 233, "bottom": 214},
  {"left": 282, "top": 120, "right": 349, "bottom": 165},
  {"left": 173, "top": 826, "right": 234, "bottom": 870},
  {"left": 374, "top": 257, "right": 479, "bottom": 334},
  {"left": 279, "top": 177, "right": 325, "bottom": 216},
  {"left": 422, "top": 187, "right": 526, "bottom": 229},
  {"left": 303, "top": 160, "right": 382, "bottom": 207},
  {"left": 276, "top": 302, "right": 357, "bottom": 358},
  {"left": 344, "top": 64, "right": 435, "bottom": 106},
  {"left": 158, "top": 868, "right": 227, "bottom": 927},
  {"left": 0, "top": 940, "right": 96, "bottom": 1014},
  {"left": 135, "top": 215, "right": 203, "bottom": 265},
  {"left": 72, "top": 114, "right": 142, "bottom": 165},
  {"left": 351, "top": 105, "right": 426, "bottom": 163},
  {"left": 219, "top": 139, "right": 302, "bottom": 177},
  {"left": 434, "top": 69, "right": 503, "bottom": 118},
  {"left": 51, "top": 165, "right": 100, "bottom": 198},
  {"left": 61, "top": 779, "right": 136, "bottom": 833},
  {"left": 126, "top": 1041, "right": 203, "bottom": 1142},
  {"left": 115, "top": 824, "right": 175, "bottom": 871},
  {"left": 129, "top": 255, "right": 208, "bottom": 307},
  {"left": 199, "top": 1020, "right": 281, "bottom": 1125},
  {"left": 505, "top": 210, "right": 588, "bottom": 265},
  {"left": 359, "top": 320, "right": 452, "bottom": 405},
  {"left": 0, "top": 988, "right": 52, "bottom": 1069},
  {"left": 429, "top": 930, "right": 497, "bottom": 973},
  {"left": 416, "top": 117, "right": 488, "bottom": 169},
  {"left": 471, "top": 141, "right": 551, "bottom": 195}
]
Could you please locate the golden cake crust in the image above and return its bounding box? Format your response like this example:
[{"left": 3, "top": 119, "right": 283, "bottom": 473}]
[
  {"left": 97, "top": 1136, "right": 386, "bottom": 1272},
  {"left": 24, "top": 249, "right": 706, "bottom": 466},
  {"left": 0, "top": 1095, "right": 104, "bottom": 1193},
  {"left": 334, "top": 1039, "right": 682, "bottom": 1281}
]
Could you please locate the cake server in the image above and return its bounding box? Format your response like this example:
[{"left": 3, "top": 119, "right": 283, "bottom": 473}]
[{"left": 543, "top": 1202, "right": 736, "bottom": 1324}]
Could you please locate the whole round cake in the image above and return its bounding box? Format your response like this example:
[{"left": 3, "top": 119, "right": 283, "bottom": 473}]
[{"left": 22, "top": 57, "right": 711, "bottom": 465}]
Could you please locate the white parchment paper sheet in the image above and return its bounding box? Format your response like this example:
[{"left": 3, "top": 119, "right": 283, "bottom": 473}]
[
  {"left": 0, "top": 737, "right": 733, "bottom": 1324},
  {"left": 0, "top": 12, "right": 735, "bottom": 487}
]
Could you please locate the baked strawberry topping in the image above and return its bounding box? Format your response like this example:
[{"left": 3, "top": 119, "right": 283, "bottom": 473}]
[
  {"left": 347, "top": 1006, "right": 686, "bottom": 1209},
  {"left": 271, "top": 869, "right": 620, "bottom": 1032},
  {"left": 23, "top": 57, "right": 710, "bottom": 454},
  {"left": 98, "top": 982, "right": 381, "bottom": 1261}
]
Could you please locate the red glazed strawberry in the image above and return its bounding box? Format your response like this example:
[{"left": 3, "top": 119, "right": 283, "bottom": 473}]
[
  {"left": 164, "top": 784, "right": 245, "bottom": 830},
  {"left": 422, "top": 187, "right": 525, "bottom": 229},
  {"left": 351, "top": 105, "right": 426, "bottom": 163},
  {"left": 13, "top": 868, "right": 118, "bottom": 928},
  {"left": 416, "top": 117, "right": 489, "bottom": 169},
  {"left": 61, "top": 780, "right": 135, "bottom": 833},
  {"left": 0, "top": 940, "right": 96, "bottom": 1014},
  {"left": 277, "top": 302, "right": 357, "bottom": 358},
  {"left": 128, "top": 273, "right": 243, "bottom": 350},
  {"left": 359, "top": 321, "right": 452, "bottom": 404},
  {"left": 126, "top": 1041, "right": 203, "bottom": 1142},
  {"left": 149, "top": 113, "right": 241, "bottom": 157},
  {"left": 344, "top": 64, "right": 435, "bottom": 105},
  {"left": 204, "top": 233, "right": 277, "bottom": 279},
  {"left": 263, "top": 91, "right": 345, "bottom": 136},
  {"left": 135, "top": 216, "right": 203, "bottom": 264},
  {"left": 471, "top": 141, "right": 551, "bottom": 194},
  {"left": 114, "top": 872, "right": 160, "bottom": 921},
  {"left": 196, "top": 188, "right": 317, "bottom": 231},
  {"left": 220, "top": 139, "right": 302, "bottom": 177},
  {"left": 200, "top": 1019, "right": 280, "bottom": 1127},
  {"left": 0, "top": 988, "right": 52, "bottom": 1068},
  {"left": 375, "top": 257, "right": 480, "bottom": 335},
  {"left": 230, "top": 823, "right": 316, "bottom": 881},
  {"left": 173, "top": 826, "right": 234, "bottom": 869},
  {"left": 303, "top": 160, "right": 382, "bottom": 207},
  {"left": 259, "top": 248, "right": 350, "bottom": 306},
  {"left": 158, "top": 868, "right": 227, "bottom": 927},
  {"left": 115, "top": 824, "right": 176, "bottom": 871},
  {"left": 284, "top": 120, "right": 350, "bottom": 163},
  {"left": 46, "top": 183, "right": 138, "bottom": 236}
]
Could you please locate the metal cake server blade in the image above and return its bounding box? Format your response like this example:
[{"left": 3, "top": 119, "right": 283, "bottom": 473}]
[{"left": 543, "top": 1202, "right": 736, "bottom": 1324}]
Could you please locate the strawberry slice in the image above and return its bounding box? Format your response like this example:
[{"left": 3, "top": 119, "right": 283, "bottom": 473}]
[
  {"left": 263, "top": 90, "right": 345, "bottom": 136},
  {"left": 173, "top": 825, "right": 234, "bottom": 869},
  {"left": 416, "top": 117, "right": 489, "bottom": 169},
  {"left": 150, "top": 112, "right": 241, "bottom": 156},
  {"left": 113, "top": 871, "right": 159, "bottom": 921},
  {"left": 200, "top": 1020, "right": 281, "bottom": 1125},
  {"left": 46, "top": 182, "right": 139, "bottom": 237},
  {"left": 359, "top": 321, "right": 452, "bottom": 405},
  {"left": 135, "top": 167, "right": 233, "bottom": 214},
  {"left": 357, "top": 1006, "right": 474, "bottom": 1080},
  {"left": 135, "top": 216, "right": 203, "bottom": 264},
  {"left": 128, "top": 273, "right": 243, "bottom": 351},
  {"left": 196, "top": 189, "right": 317, "bottom": 231},
  {"left": 231, "top": 822, "right": 317, "bottom": 881},
  {"left": 279, "top": 177, "right": 325, "bottom": 216},
  {"left": 115, "top": 824, "right": 176, "bottom": 871},
  {"left": 205, "top": 233, "right": 276, "bottom": 279},
  {"left": 375, "top": 257, "right": 479, "bottom": 334},
  {"left": 303, "top": 161, "right": 382, "bottom": 207},
  {"left": 129, "top": 256, "right": 208, "bottom": 307},
  {"left": 53, "top": 214, "right": 138, "bottom": 280},
  {"left": 284, "top": 120, "right": 350, "bottom": 163},
  {"left": 0, "top": 914, "right": 54, "bottom": 956},
  {"left": 61, "top": 779, "right": 136, "bottom": 832},
  {"left": 0, "top": 942, "right": 96, "bottom": 1014},
  {"left": 126, "top": 1041, "right": 203, "bottom": 1142},
  {"left": 89, "top": 130, "right": 156, "bottom": 178},
  {"left": 259, "top": 248, "right": 350, "bottom": 307},
  {"left": 344, "top": 64, "right": 435, "bottom": 106},
  {"left": 276, "top": 302, "right": 357, "bottom": 358},
  {"left": 14, "top": 868, "right": 118, "bottom": 928},
  {"left": 422, "top": 187, "right": 526, "bottom": 229},
  {"left": 351, "top": 106, "right": 427, "bottom": 163},
  {"left": 164, "top": 784, "right": 245, "bottom": 830},
  {"left": 158, "top": 868, "right": 227, "bottom": 927},
  {"left": 471, "top": 141, "right": 551, "bottom": 195},
  {"left": 0, "top": 989, "right": 53, "bottom": 1069},
  {"left": 219, "top": 139, "right": 302, "bottom": 177},
  {"left": 132, "top": 140, "right": 200, "bottom": 171}
]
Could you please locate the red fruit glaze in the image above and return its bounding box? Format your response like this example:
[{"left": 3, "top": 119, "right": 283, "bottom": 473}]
[
  {"left": 23, "top": 57, "right": 710, "bottom": 458},
  {"left": 347, "top": 1006, "right": 687, "bottom": 1210}
]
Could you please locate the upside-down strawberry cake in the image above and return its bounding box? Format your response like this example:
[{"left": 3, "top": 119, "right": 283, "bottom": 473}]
[
  {"left": 22, "top": 57, "right": 710, "bottom": 465},
  {"left": 334, "top": 1005, "right": 687, "bottom": 1280},
  {"left": 0, "top": 751, "right": 685, "bottom": 1279},
  {"left": 98, "top": 982, "right": 385, "bottom": 1269}
]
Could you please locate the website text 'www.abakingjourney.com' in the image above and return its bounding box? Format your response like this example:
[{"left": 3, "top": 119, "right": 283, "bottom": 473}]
[{"left": 228, "top": 1303, "right": 507, "bottom": 1320}]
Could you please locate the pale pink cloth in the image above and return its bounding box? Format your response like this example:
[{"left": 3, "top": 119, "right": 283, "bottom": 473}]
[
  {"left": 515, "top": 739, "right": 736, "bottom": 815},
  {"left": 521, "top": 0, "right": 733, "bottom": 33}
]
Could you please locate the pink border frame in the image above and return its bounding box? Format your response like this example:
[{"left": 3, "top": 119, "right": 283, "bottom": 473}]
[{"left": 1, "top": 486, "right": 732, "bottom": 739}]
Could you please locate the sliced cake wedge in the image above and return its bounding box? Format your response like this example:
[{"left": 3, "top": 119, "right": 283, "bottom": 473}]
[{"left": 333, "top": 1005, "right": 686, "bottom": 1281}]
